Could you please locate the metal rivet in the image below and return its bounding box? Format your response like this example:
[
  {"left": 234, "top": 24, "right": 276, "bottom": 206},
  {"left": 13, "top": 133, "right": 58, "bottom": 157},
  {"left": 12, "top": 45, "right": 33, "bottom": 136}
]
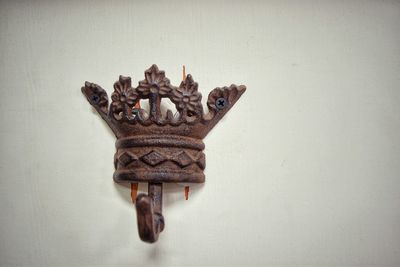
[{"left": 215, "top": 97, "right": 227, "bottom": 110}]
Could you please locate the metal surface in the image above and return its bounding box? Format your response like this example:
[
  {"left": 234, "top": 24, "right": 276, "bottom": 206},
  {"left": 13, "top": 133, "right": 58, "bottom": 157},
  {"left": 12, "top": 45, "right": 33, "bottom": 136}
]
[
  {"left": 136, "top": 183, "right": 164, "bottom": 243},
  {"left": 82, "top": 64, "right": 246, "bottom": 242}
]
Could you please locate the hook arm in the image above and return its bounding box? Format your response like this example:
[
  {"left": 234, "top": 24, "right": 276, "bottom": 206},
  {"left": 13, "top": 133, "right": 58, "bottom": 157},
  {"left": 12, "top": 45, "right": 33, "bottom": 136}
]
[{"left": 136, "top": 182, "right": 165, "bottom": 243}]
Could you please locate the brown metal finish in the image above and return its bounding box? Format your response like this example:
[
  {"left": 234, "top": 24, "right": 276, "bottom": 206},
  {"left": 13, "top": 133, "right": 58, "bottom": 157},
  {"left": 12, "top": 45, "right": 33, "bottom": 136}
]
[
  {"left": 81, "top": 64, "right": 246, "bottom": 243},
  {"left": 136, "top": 183, "right": 164, "bottom": 243}
]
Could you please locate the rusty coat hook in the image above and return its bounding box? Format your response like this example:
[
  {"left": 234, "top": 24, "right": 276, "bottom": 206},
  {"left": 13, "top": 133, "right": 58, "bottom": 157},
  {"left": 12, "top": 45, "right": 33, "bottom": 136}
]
[
  {"left": 81, "top": 65, "right": 245, "bottom": 243},
  {"left": 136, "top": 183, "right": 164, "bottom": 242}
]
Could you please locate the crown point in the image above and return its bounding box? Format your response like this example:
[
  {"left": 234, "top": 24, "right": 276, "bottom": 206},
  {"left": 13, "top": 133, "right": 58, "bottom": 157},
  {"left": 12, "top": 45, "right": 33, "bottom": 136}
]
[
  {"left": 238, "top": 85, "right": 247, "bottom": 92},
  {"left": 186, "top": 74, "right": 193, "bottom": 81},
  {"left": 148, "top": 64, "right": 160, "bottom": 72},
  {"left": 119, "top": 75, "right": 131, "bottom": 82}
]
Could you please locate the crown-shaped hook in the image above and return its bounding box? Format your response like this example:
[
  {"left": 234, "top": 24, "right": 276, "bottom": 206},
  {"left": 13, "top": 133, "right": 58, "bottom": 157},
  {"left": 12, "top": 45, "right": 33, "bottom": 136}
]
[{"left": 81, "top": 64, "right": 246, "bottom": 243}]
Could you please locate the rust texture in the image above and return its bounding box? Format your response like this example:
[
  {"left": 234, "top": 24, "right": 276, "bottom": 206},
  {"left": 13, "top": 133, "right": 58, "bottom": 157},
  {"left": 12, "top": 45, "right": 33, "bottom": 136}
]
[{"left": 82, "top": 64, "right": 246, "bottom": 242}]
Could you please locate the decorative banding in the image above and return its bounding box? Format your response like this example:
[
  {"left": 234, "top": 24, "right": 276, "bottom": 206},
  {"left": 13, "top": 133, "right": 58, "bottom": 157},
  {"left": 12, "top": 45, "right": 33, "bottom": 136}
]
[
  {"left": 116, "top": 135, "right": 205, "bottom": 151},
  {"left": 113, "top": 169, "right": 205, "bottom": 183}
]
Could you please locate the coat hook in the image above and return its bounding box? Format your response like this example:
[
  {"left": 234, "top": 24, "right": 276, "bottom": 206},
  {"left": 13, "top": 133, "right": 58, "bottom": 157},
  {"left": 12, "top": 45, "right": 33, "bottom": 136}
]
[
  {"left": 81, "top": 64, "right": 246, "bottom": 243},
  {"left": 136, "top": 183, "right": 164, "bottom": 243}
]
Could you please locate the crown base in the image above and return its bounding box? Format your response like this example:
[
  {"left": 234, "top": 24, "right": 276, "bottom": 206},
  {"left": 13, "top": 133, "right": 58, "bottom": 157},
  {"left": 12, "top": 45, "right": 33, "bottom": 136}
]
[{"left": 114, "top": 134, "right": 205, "bottom": 183}]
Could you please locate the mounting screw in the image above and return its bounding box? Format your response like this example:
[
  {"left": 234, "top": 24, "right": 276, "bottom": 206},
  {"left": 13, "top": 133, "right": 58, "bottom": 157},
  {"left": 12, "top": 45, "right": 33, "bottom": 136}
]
[
  {"left": 90, "top": 94, "right": 100, "bottom": 104},
  {"left": 215, "top": 97, "right": 227, "bottom": 110}
]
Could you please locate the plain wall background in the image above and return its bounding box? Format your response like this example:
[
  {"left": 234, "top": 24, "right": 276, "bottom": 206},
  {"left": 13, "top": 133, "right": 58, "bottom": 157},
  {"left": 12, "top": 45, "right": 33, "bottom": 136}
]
[{"left": 1, "top": 0, "right": 399, "bottom": 266}]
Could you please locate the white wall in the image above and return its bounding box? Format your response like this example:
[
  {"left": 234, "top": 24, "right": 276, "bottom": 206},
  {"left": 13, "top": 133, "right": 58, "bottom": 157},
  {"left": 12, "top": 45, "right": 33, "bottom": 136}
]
[{"left": 1, "top": 1, "right": 399, "bottom": 266}]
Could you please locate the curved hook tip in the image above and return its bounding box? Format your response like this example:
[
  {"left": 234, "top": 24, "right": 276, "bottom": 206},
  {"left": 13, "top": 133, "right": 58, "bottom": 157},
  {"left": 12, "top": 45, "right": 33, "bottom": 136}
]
[{"left": 136, "top": 192, "right": 164, "bottom": 243}]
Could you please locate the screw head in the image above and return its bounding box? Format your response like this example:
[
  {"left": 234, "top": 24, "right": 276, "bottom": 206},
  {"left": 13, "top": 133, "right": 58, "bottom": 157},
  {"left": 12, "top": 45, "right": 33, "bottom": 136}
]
[
  {"left": 90, "top": 94, "right": 100, "bottom": 104},
  {"left": 215, "top": 97, "right": 227, "bottom": 110}
]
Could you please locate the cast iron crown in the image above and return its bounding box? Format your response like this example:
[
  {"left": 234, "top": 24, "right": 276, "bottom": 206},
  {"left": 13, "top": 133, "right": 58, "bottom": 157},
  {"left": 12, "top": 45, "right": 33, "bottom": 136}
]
[{"left": 82, "top": 64, "right": 246, "bottom": 184}]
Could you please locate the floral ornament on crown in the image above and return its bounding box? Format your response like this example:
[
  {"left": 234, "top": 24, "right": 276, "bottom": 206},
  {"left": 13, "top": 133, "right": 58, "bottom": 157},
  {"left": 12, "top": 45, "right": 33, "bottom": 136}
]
[
  {"left": 170, "top": 74, "right": 203, "bottom": 121},
  {"left": 137, "top": 65, "right": 174, "bottom": 121},
  {"left": 110, "top": 76, "right": 138, "bottom": 121},
  {"left": 137, "top": 65, "right": 173, "bottom": 96},
  {"left": 81, "top": 65, "right": 246, "bottom": 127}
]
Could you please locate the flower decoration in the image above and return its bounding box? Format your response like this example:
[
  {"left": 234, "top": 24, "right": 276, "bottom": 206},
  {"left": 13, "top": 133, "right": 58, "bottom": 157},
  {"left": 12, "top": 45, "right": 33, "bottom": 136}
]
[
  {"left": 112, "top": 76, "right": 137, "bottom": 105},
  {"left": 110, "top": 76, "right": 138, "bottom": 120},
  {"left": 82, "top": 65, "right": 246, "bottom": 126},
  {"left": 137, "top": 64, "right": 173, "bottom": 97},
  {"left": 137, "top": 64, "right": 174, "bottom": 120},
  {"left": 171, "top": 74, "right": 202, "bottom": 119}
]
